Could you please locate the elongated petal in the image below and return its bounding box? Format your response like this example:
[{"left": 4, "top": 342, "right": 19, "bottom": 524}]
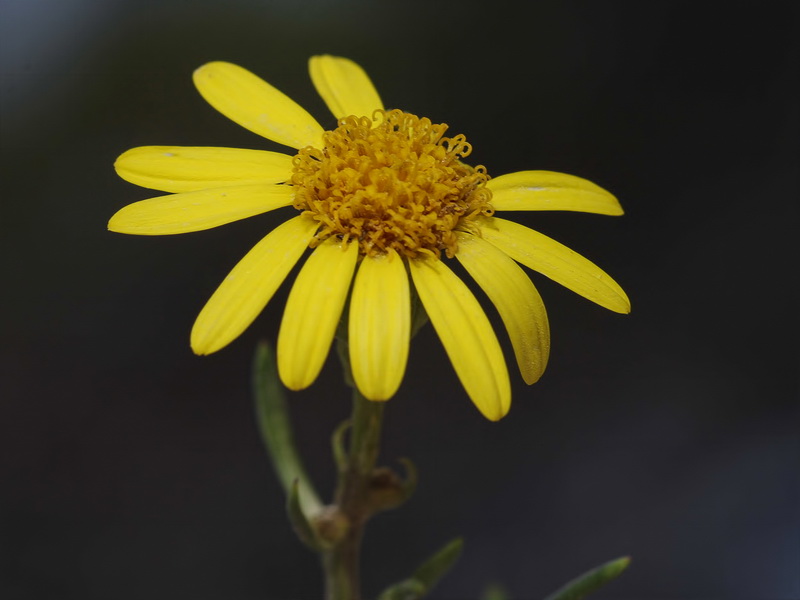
[
  {"left": 309, "top": 55, "right": 384, "bottom": 120},
  {"left": 487, "top": 171, "right": 623, "bottom": 215},
  {"left": 108, "top": 184, "right": 294, "bottom": 235},
  {"left": 278, "top": 238, "right": 359, "bottom": 391},
  {"left": 479, "top": 217, "right": 631, "bottom": 314},
  {"left": 191, "top": 215, "right": 319, "bottom": 355},
  {"left": 349, "top": 250, "right": 410, "bottom": 400},
  {"left": 408, "top": 256, "right": 511, "bottom": 421},
  {"left": 115, "top": 146, "right": 294, "bottom": 193},
  {"left": 456, "top": 232, "right": 550, "bottom": 384},
  {"left": 193, "top": 61, "right": 325, "bottom": 149}
]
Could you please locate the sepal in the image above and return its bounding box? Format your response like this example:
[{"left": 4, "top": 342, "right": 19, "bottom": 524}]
[
  {"left": 543, "top": 556, "right": 631, "bottom": 600},
  {"left": 376, "top": 538, "right": 464, "bottom": 600}
]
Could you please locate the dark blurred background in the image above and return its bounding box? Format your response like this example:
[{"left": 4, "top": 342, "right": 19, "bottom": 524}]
[{"left": 1, "top": 1, "right": 797, "bottom": 598}]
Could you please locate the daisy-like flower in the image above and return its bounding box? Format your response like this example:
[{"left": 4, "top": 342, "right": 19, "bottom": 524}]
[{"left": 109, "top": 55, "right": 630, "bottom": 421}]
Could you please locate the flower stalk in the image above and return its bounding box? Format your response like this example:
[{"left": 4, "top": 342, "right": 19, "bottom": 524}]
[{"left": 322, "top": 389, "right": 385, "bottom": 600}]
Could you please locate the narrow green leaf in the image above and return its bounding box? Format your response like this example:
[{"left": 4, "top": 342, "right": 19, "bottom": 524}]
[
  {"left": 481, "top": 583, "right": 509, "bottom": 600},
  {"left": 287, "top": 479, "right": 322, "bottom": 550},
  {"left": 376, "top": 538, "right": 464, "bottom": 600},
  {"left": 543, "top": 556, "right": 631, "bottom": 600},
  {"left": 376, "top": 579, "right": 426, "bottom": 600},
  {"left": 252, "top": 341, "right": 322, "bottom": 516},
  {"left": 413, "top": 537, "right": 464, "bottom": 589}
]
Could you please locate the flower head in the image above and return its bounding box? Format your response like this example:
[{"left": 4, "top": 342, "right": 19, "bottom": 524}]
[{"left": 110, "top": 55, "right": 630, "bottom": 421}]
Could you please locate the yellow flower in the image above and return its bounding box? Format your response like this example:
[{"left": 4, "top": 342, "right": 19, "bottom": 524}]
[{"left": 109, "top": 55, "right": 630, "bottom": 421}]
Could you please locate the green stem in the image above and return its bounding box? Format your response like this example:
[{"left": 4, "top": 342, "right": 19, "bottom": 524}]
[{"left": 323, "top": 388, "right": 385, "bottom": 600}]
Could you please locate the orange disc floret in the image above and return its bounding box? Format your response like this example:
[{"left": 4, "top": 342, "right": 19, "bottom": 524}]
[{"left": 291, "top": 109, "right": 494, "bottom": 259}]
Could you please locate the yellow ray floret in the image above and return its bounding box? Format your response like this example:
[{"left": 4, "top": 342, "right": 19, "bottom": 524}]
[
  {"left": 348, "top": 249, "right": 411, "bottom": 401},
  {"left": 455, "top": 231, "right": 550, "bottom": 385},
  {"left": 479, "top": 217, "right": 631, "bottom": 314},
  {"left": 193, "top": 61, "right": 325, "bottom": 150},
  {"left": 108, "top": 183, "right": 295, "bottom": 235},
  {"left": 487, "top": 170, "right": 623, "bottom": 215},
  {"left": 309, "top": 55, "right": 384, "bottom": 120},
  {"left": 191, "top": 216, "right": 319, "bottom": 355},
  {"left": 277, "top": 238, "right": 359, "bottom": 391},
  {"left": 408, "top": 256, "right": 511, "bottom": 421},
  {"left": 115, "top": 146, "right": 294, "bottom": 193}
]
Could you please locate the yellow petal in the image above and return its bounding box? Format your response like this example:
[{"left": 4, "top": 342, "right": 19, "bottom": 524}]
[
  {"left": 309, "top": 55, "right": 384, "bottom": 120},
  {"left": 478, "top": 217, "right": 631, "bottom": 314},
  {"left": 455, "top": 232, "right": 550, "bottom": 385},
  {"left": 191, "top": 215, "right": 318, "bottom": 355},
  {"left": 487, "top": 171, "right": 623, "bottom": 215},
  {"left": 108, "top": 184, "right": 294, "bottom": 235},
  {"left": 277, "top": 238, "right": 359, "bottom": 391},
  {"left": 193, "top": 61, "right": 325, "bottom": 149},
  {"left": 408, "top": 256, "right": 511, "bottom": 421},
  {"left": 114, "top": 146, "right": 294, "bottom": 193},
  {"left": 348, "top": 250, "right": 410, "bottom": 401}
]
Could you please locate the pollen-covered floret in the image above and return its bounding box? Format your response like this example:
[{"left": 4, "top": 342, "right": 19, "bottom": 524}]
[{"left": 291, "top": 109, "right": 494, "bottom": 259}]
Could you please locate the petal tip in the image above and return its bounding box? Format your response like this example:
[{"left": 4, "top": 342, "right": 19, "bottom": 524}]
[
  {"left": 107, "top": 213, "right": 127, "bottom": 233},
  {"left": 193, "top": 60, "right": 226, "bottom": 76},
  {"left": 189, "top": 334, "right": 213, "bottom": 356},
  {"left": 607, "top": 198, "right": 625, "bottom": 216},
  {"left": 481, "top": 405, "right": 509, "bottom": 422},
  {"left": 614, "top": 291, "right": 632, "bottom": 314},
  {"left": 113, "top": 147, "right": 134, "bottom": 168},
  {"left": 192, "top": 63, "right": 211, "bottom": 82},
  {"left": 192, "top": 61, "right": 238, "bottom": 88},
  {"left": 361, "top": 390, "right": 393, "bottom": 402},
  {"left": 471, "top": 386, "right": 511, "bottom": 422},
  {"left": 190, "top": 322, "right": 232, "bottom": 356},
  {"left": 277, "top": 371, "right": 307, "bottom": 392},
  {"left": 356, "top": 377, "right": 400, "bottom": 402},
  {"left": 522, "top": 373, "right": 542, "bottom": 386}
]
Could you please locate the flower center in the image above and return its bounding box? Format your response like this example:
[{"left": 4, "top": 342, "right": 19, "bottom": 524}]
[{"left": 291, "top": 109, "right": 494, "bottom": 259}]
